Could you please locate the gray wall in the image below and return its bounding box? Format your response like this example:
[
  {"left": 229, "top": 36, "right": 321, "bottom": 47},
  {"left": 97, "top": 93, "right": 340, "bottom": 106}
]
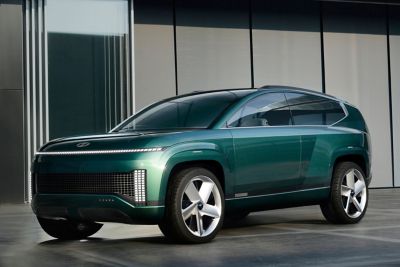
[
  {"left": 390, "top": 7, "right": 400, "bottom": 187},
  {"left": 0, "top": 1, "right": 23, "bottom": 90},
  {"left": 252, "top": 0, "right": 322, "bottom": 90},
  {"left": 134, "top": 0, "right": 176, "bottom": 110},
  {"left": 175, "top": 0, "right": 252, "bottom": 94},
  {"left": 323, "top": 3, "right": 393, "bottom": 188},
  {"left": 0, "top": 1, "right": 25, "bottom": 203}
]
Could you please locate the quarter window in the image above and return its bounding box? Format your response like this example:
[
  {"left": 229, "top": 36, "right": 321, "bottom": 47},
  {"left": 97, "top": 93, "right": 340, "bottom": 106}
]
[
  {"left": 228, "top": 93, "right": 292, "bottom": 127},
  {"left": 286, "top": 93, "right": 346, "bottom": 125}
]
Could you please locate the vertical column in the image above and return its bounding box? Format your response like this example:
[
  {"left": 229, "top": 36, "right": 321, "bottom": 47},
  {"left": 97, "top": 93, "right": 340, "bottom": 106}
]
[
  {"left": 0, "top": 1, "right": 25, "bottom": 203},
  {"left": 389, "top": 6, "right": 400, "bottom": 187}
]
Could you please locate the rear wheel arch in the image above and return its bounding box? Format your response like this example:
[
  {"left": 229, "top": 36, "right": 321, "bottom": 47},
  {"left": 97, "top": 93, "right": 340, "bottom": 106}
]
[
  {"left": 332, "top": 154, "right": 368, "bottom": 179},
  {"left": 321, "top": 161, "right": 368, "bottom": 224}
]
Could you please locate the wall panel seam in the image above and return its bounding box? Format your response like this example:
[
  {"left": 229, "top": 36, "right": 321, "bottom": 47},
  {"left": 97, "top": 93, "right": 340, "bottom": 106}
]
[{"left": 385, "top": 4, "right": 395, "bottom": 187}]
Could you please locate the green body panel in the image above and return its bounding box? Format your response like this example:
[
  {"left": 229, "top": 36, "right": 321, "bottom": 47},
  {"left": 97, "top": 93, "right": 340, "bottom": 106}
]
[
  {"left": 32, "top": 88, "right": 371, "bottom": 224},
  {"left": 226, "top": 187, "right": 331, "bottom": 213},
  {"left": 230, "top": 127, "right": 302, "bottom": 194}
]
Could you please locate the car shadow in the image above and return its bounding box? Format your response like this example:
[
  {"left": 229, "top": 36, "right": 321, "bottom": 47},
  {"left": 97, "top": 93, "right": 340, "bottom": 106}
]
[
  {"left": 38, "top": 213, "right": 329, "bottom": 246},
  {"left": 223, "top": 213, "right": 329, "bottom": 229},
  {"left": 39, "top": 235, "right": 170, "bottom": 246}
]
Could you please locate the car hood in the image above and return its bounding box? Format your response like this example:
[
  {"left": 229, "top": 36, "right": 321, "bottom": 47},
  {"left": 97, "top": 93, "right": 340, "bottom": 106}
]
[{"left": 40, "top": 131, "right": 189, "bottom": 152}]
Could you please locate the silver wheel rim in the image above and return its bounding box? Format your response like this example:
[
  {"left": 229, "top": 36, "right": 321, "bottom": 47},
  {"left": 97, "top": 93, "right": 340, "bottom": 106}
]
[
  {"left": 180, "top": 175, "right": 222, "bottom": 237},
  {"left": 341, "top": 168, "right": 367, "bottom": 218}
]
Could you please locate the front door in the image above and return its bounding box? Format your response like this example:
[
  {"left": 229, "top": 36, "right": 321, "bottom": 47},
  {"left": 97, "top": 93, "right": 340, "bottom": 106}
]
[{"left": 227, "top": 92, "right": 302, "bottom": 197}]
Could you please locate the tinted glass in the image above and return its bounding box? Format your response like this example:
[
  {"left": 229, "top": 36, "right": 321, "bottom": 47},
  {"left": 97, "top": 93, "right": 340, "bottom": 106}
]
[
  {"left": 285, "top": 92, "right": 326, "bottom": 105},
  {"left": 47, "top": 0, "right": 130, "bottom": 138},
  {"left": 116, "top": 92, "right": 238, "bottom": 131},
  {"left": 290, "top": 100, "right": 346, "bottom": 125},
  {"left": 228, "top": 93, "right": 292, "bottom": 127}
]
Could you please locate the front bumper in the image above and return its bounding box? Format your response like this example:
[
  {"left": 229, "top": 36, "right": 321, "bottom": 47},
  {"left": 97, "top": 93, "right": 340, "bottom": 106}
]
[{"left": 32, "top": 194, "right": 164, "bottom": 224}]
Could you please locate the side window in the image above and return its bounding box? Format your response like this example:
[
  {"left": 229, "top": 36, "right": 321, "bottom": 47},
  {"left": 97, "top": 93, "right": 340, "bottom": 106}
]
[
  {"left": 286, "top": 93, "right": 346, "bottom": 126},
  {"left": 228, "top": 93, "right": 292, "bottom": 127}
]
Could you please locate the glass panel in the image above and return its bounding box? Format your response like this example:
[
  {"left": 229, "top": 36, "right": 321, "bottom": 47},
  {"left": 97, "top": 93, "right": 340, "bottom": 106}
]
[
  {"left": 117, "top": 92, "right": 238, "bottom": 131},
  {"left": 228, "top": 93, "right": 292, "bottom": 127},
  {"left": 46, "top": 0, "right": 130, "bottom": 139},
  {"left": 285, "top": 92, "right": 326, "bottom": 105},
  {"left": 290, "top": 101, "right": 345, "bottom": 126}
]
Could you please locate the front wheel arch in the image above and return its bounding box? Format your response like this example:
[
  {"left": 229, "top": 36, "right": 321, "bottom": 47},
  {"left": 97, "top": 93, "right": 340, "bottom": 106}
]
[
  {"left": 168, "top": 160, "right": 226, "bottom": 193},
  {"left": 159, "top": 150, "right": 232, "bottom": 207}
]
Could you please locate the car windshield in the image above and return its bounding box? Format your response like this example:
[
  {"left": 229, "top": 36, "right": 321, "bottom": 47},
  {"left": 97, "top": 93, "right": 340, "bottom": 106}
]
[{"left": 115, "top": 91, "right": 240, "bottom": 132}]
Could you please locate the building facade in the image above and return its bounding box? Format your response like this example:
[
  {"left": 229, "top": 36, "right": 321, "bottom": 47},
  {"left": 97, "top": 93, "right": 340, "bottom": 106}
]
[{"left": 0, "top": 0, "right": 399, "bottom": 203}]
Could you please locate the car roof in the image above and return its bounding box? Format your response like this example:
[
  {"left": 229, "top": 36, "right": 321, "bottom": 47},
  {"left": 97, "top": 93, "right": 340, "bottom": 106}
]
[{"left": 182, "top": 85, "right": 340, "bottom": 102}]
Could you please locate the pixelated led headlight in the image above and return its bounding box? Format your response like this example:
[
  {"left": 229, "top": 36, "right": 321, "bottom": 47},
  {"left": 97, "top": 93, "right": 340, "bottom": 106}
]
[{"left": 133, "top": 169, "right": 146, "bottom": 204}]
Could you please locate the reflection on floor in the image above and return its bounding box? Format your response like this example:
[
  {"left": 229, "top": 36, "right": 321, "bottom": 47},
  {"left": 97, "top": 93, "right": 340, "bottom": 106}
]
[{"left": 1, "top": 189, "right": 400, "bottom": 267}]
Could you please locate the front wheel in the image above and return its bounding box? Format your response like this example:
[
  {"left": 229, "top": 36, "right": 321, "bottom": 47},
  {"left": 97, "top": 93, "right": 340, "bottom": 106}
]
[
  {"left": 37, "top": 217, "right": 103, "bottom": 240},
  {"left": 321, "top": 162, "right": 368, "bottom": 224},
  {"left": 159, "top": 167, "right": 224, "bottom": 243}
]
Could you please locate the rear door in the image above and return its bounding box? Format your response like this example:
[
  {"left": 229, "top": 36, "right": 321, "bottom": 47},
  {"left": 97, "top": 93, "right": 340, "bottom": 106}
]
[
  {"left": 228, "top": 92, "right": 302, "bottom": 197},
  {"left": 285, "top": 92, "right": 348, "bottom": 187}
]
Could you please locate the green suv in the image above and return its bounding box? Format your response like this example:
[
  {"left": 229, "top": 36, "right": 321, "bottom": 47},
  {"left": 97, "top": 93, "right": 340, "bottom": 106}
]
[{"left": 32, "top": 86, "right": 371, "bottom": 243}]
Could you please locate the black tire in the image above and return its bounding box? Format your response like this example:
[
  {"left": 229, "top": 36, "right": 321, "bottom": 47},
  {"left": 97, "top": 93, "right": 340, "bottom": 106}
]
[
  {"left": 37, "top": 217, "right": 103, "bottom": 240},
  {"left": 321, "top": 161, "right": 369, "bottom": 224},
  {"left": 159, "top": 167, "right": 225, "bottom": 243}
]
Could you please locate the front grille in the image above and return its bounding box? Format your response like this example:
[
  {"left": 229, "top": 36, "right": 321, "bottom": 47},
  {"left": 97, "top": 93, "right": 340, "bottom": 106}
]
[{"left": 35, "top": 170, "right": 147, "bottom": 205}]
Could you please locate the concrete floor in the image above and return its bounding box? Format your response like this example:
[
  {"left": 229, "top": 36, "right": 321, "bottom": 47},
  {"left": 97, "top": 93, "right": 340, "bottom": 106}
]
[{"left": 1, "top": 189, "right": 400, "bottom": 267}]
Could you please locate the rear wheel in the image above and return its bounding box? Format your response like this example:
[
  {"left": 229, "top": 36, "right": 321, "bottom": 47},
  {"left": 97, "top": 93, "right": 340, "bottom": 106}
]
[
  {"left": 321, "top": 162, "right": 368, "bottom": 224},
  {"left": 37, "top": 217, "right": 103, "bottom": 240},
  {"left": 159, "top": 167, "right": 224, "bottom": 243}
]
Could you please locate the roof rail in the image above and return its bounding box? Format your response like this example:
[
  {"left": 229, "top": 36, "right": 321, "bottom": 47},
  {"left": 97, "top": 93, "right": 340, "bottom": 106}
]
[{"left": 258, "top": 85, "right": 340, "bottom": 100}]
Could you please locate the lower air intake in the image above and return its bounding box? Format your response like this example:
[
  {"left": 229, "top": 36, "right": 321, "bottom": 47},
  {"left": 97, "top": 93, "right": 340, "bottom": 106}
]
[{"left": 35, "top": 170, "right": 147, "bottom": 205}]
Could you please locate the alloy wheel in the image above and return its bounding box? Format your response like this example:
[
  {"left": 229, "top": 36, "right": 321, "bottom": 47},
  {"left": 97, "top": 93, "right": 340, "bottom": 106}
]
[
  {"left": 341, "top": 168, "right": 367, "bottom": 218},
  {"left": 180, "top": 175, "right": 222, "bottom": 237}
]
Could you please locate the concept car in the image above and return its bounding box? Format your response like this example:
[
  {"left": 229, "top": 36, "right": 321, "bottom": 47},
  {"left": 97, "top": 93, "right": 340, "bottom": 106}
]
[{"left": 32, "top": 86, "right": 371, "bottom": 243}]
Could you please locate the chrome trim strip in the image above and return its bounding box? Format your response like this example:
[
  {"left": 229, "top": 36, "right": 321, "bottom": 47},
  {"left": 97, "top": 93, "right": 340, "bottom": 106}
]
[
  {"left": 25, "top": 0, "right": 32, "bottom": 203},
  {"left": 36, "top": 147, "right": 164, "bottom": 155},
  {"left": 43, "top": 0, "right": 49, "bottom": 142},
  {"left": 120, "top": 34, "right": 124, "bottom": 122},
  {"left": 130, "top": 0, "right": 135, "bottom": 115},
  {"left": 38, "top": 0, "right": 43, "bottom": 147},
  {"left": 225, "top": 186, "right": 330, "bottom": 201},
  {"left": 31, "top": 0, "right": 37, "bottom": 155}
]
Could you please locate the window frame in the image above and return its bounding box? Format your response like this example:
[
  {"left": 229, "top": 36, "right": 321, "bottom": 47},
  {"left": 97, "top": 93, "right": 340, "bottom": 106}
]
[
  {"left": 225, "top": 92, "right": 293, "bottom": 128},
  {"left": 285, "top": 92, "right": 349, "bottom": 127},
  {"left": 224, "top": 90, "right": 349, "bottom": 129}
]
